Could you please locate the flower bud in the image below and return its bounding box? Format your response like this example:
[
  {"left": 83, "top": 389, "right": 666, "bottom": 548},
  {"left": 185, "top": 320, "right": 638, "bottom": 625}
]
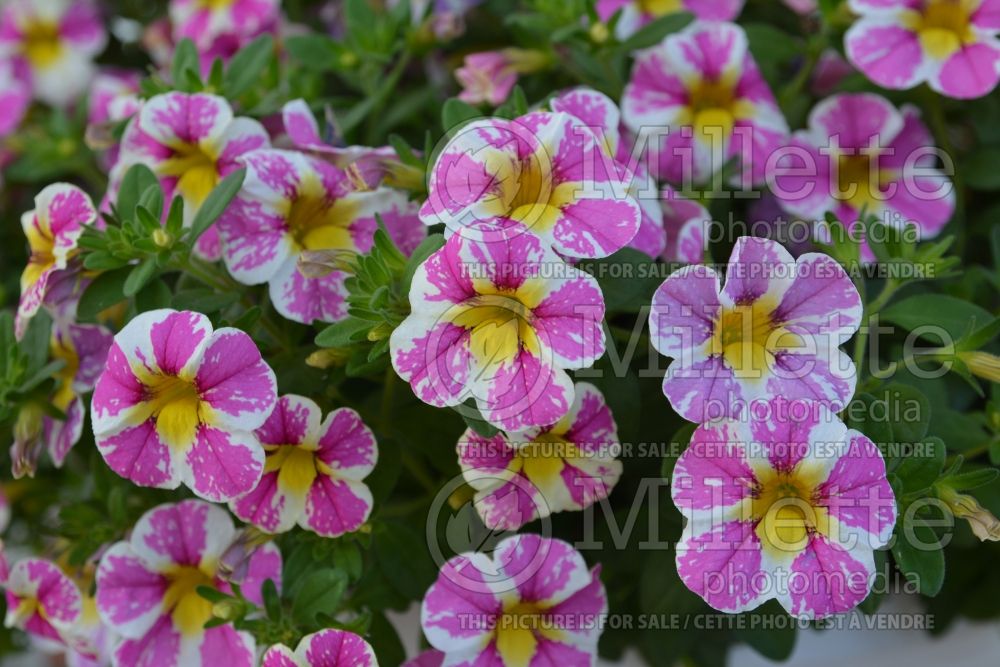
[
  {"left": 219, "top": 527, "right": 274, "bottom": 586},
  {"left": 589, "top": 22, "right": 610, "bottom": 45},
  {"left": 151, "top": 228, "right": 172, "bottom": 248},
  {"left": 212, "top": 599, "right": 243, "bottom": 622},
  {"left": 306, "top": 348, "right": 350, "bottom": 369},
  {"left": 297, "top": 249, "right": 357, "bottom": 278},
  {"left": 938, "top": 486, "right": 1000, "bottom": 542},
  {"left": 959, "top": 351, "right": 1000, "bottom": 384},
  {"left": 11, "top": 404, "right": 44, "bottom": 479}
]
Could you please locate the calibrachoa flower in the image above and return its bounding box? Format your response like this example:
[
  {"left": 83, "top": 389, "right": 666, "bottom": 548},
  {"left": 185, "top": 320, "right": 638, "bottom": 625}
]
[
  {"left": 12, "top": 323, "right": 113, "bottom": 476},
  {"left": 262, "top": 629, "right": 377, "bottom": 667},
  {"left": 419, "top": 111, "right": 642, "bottom": 259},
  {"left": 845, "top": 0, "right": 1000, "bottom": 99},
  {"left": 622, "top": 21, "right": 788, "bottom": 186},
  {"left": 216, "top": 148, "right": 423, "bottom": 324},
  {"left": 421, "top": 534, "right": 606, "bottom": 666},
  {"left": 231, "top": 395, "right": 378, "bottom": 537},
  {"left": 672, "top": 398, "right": 896, "bottom": 618},
  {"left": 169, "top": 0, "right": 279, "bottom": 50},
  {"left": 16, "top": 183, "right": 96, "bottom": 340},
  {"left": 455, "top": 51, "right": 519, "bottom": 106},
  {"left": 0, "top": 57, "right": 30, "bottom": 137},
  {"left": 96, "top": 500, "right": 282, "bottom": 666},
  {"left": 550, "top": 87, "right": 667, "bottom": 258},
  {"left": 90, "top": 309, "right": 277, "bottom": 502},
  {"left": 4, "top": 558, "right": 82, "bottom": 647},
  {"left": 390, "top": 228, "right": 606, "bottom": 431},
  {"left": 769, "top": 93, "right": 955, "bottom": 260},
  {"left": 649, "top": 237, "right": 862, "bottom": 422},
  {"left": 402, "top": 650, "right": 445, "bottom": 667},
  {"left": 0, "top": 0, "right": 106, "bottom": 106},
  {"left": 457, "top": 382, "right": 622, "bottom": 530},
  {"left": 597, "top": 0, "right": 745, "bottom": 39},
  {"left": 114, "top": 91, "right": 270, "bottom": 260}
]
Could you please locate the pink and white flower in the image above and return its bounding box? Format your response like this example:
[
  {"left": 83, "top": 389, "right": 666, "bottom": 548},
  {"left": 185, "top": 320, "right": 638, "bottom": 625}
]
[
  {"left": 0, "top": 57, "right": 30, "bottom": 137},
  {"left": 420, "top": 111, "right": 642, "bottom": 259},
  {"left": 672, "top": 398, "right": 896, "bottom": 618},
  {"left": 0, "top": 0, "right": 106, "bottom": 106},
  {"left": 113, "top": 92, "right": 270, "bottom": 260},
  {"left": 455, "top": 51, "right": 519, "bottom": 106},
  {"left": 37, "top": 323, "right": 114, "bottom": 470},
  {"left": 231, "top": 395, "right": 377, "bottom": 537},
  {"left": 597, "top": 0, "right": 745, "bottom": 39},
  {"left": 90, "top": 309, "right": 277, "bottom": 502},
  {"left": 457, "top": 382, "right": 622, "bottom": 530},
  {"left": 169, "top": 0, "right": 280, "bottom": 51},
  {"left": 549, "top": 87, "right": 667, "bottom": 258},
  {"left": 16, "top": 183, "right": 96, "bottom": 340},
  {"left": 769, "top": 93, "right": 955, "bottom": 260},
  {"left": 216, "top": 148, "right": 423, "bottom": 324},
  {"left": 262, "top": 629, "right": 377, "bottom": 667},
  {"left": 4, "top": 558, "right": 83, "bottom": 648},
  {"left": 622, "top": 21, "right": 788, "bottom": 186},
  {"left": 845, "top": 0, "right": 1000, "bottom": 99},
  {"left": 421, "top": 534, "right": 606, "bottom": 666},
  {"left": 95, "top": 500, "right": 282, "bottom": 667},
  {"left": 649, "top": 237, "right": 862, "bottom": 422},
  {"left": 390, "top": 229, "right": 606, "bottom": 432}
]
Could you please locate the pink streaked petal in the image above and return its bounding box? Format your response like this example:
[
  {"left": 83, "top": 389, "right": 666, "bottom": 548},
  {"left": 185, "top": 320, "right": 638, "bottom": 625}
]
[
  {"left": 181, "top": 426, "right": 265, "bottom": 502},
  {"left": 676, "top": 520, "right": 767, "bottom": 613},
  {"left": 95, "top": 543, "right": 167, "bottom": 639},
  {"left": 494, "top": 534, "right": 592, "bottom": 605},
  {"left": 403, "top": 649, "right": 445, "bottom": 667},
  {"left": 816, "top": 431, "right": 896, "bottom": 546},
  {"left": 37, "top": 183, "right": 96, "bottom": 252},
  {"left": 299, "top": 628, "right": 377, "bottom": 667},
  {"left": 262, "top": 645, "right": 298, "bottom": 667},
  {"left": 96, "top": 419, "right": 180, "bottom": 490},
  {"left": 553, "top": 194, "right": 642, "bottom": 259},
  {"left": 421, "top": 552, "right": 502, "bottom": 654},
  {"left": 806, "top": 93, "right": 904, "bottom": 153},
  {"left": 764, "top": 346, "right": 858, "bottom": 413},
  {"left": 45, "top": 397, "right": 84, "bottom": 466},
  {"left": 720, "top": 236, "right": 795, "bottom": 307},
  {"left": 198, "top": 624, "right": 255, "bottom": 667},
  {"left": 303, "top": 477, "right": 373, "bottom": 537},
  {"left": 269, "top": 259, "right": 349, "bottom": 325},
  {"left": 564, "top": 382, "right": 617, "bottom": 451},
  {"left": 774, "top": 252, "right": 862, "bottom": 341},
  {"left": 782, "top": 533, "right": 875, "bottom": 619},
  {"left": 390, "top": 320, "right": 473, "bottom": 408},
  {"left": 649, "top": 263, "right": 722, "bottom": 359},
  {"left": 531, "top": 274, "right": 606, "bottom": 369},
  {"left": 215, "top": 117, "right": 271, "bottom": 168},
  {"left": 480, "top": 351, "right": 574, "bottom": 432},
  {"left": 543, "top": 564, "right": 607, "bottom": 646},
  {"left": 67, "top": 323, "right": 114, "bottom": 389},
  {"left": 239, "top": 542, "right": 283, "bottom": 606},
  {"left": 6, "top": 558, "right": 82, "bottom": 627},
  {"left": 196, "top": 328, "right": 277, "bottom": 431},
  {"left": 140, "top": 92, "right": 233, "bottom": 147},
  {"left": 672, "top": 420, "right": 756, "bottom": 512},
  {"left": 931, "top": 42, "right": 1000, "bottom": 99},
  {"left": 88, "top": 342, "right": 144, "bottom": 435},
  {"left": 114, "top": 614, "right": 181, "bottom": 667},
  {"left": 230, "top": 470, "right": 298, "bottom": 533},
  {"left": 282, "top": 99, "right": 326, "bottom": 150},
  {"left": 257, "top": 394, "right": 321, "bottom": 447},
  {"left": 315, "top": 408, "right": 378, "bottom": 479},
  {"left": 130, "top": 500, "right": 234, "bottom": 571},
  {"left": 663, "top": 355, "right": 751, "bottom": 423},
  {"left": 845, "top": 20, "right": 927, "bottom": 90},
  {"left": 217, "top": 195, "right": 295, "bottom": 284},
  {"left": 550, "top": 87, "right": 622, "bottom": 154}
]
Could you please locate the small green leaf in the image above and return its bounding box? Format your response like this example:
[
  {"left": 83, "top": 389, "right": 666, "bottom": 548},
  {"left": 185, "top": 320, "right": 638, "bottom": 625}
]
[
  {"left": 619, "top": 11, "right": 693, "bottom": 51},
  {"left": 117, "top": 165, "right": 160, "bottom": 219},
  {"left": 291, "top": 569, "right": 348, "bottom": 625},
  {"left": 892, "top": 519, "right": 945, "bottom": 596},
  {"left": 945, "top": 468, "right": 1000, "bottom": 490},
  {"left": 123, "top": 259, "right": 158, "bottom": 298},
  {"left": 171, "top": 38, "right": 201, "bottom": 90},
  {"left": 223, "top": 34, "right": 274, "bottom": 98},
  {"left": 77, "top": 267, "right": 132, "bottom": 321},
  {"left": 896, "top": 437, "right": 945, "bottom": 492},
  {"left": 187, "top": 168, "right": 246, "bottom": 242},
  {"left": 882, "top": 295, "right": 993, "bottom": 343},
  {"left": 441, "top": 98, "right": 482, "bottom": 132},
  {"left": 315, "top": 317, "right": 372, "bottom": 348}
]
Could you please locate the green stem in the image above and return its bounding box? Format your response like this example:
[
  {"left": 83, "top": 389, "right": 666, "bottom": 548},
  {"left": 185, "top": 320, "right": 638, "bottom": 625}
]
[
  {"left": 852, "top": 278, "right": 901, "bottom": 379},
  {"left": 364, "top": 49, "right": 414, "bottom": 145},
  {"left": 922, "top": 87, "right": 965, "bottom": 254}
]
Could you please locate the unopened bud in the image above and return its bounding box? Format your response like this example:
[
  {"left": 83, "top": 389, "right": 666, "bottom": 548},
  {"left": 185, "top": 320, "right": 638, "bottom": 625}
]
[
  {"left": 367, "top": 322, "right": 393, "bottom": 342},
  {"left": 219, "top": 527, "right": 274, "bottom": 585},
  {"left": 382, "top": 160, "right": 425, "bottom": 192},
  {"left": 211, "top": 599, "right": 243, "bottom": 622},
  {"left": 589, "top": 22, "right": 609, "bottom": 44},
  {"left": 938, "top": 486, "right": 1000, "bottom": 541},
  {"left": 152, "top": 228, "right": 172, "bottom": 248},
  {"left": 959, "top": 351, "right": 1000, "bottom": 383},
  {"left": 297, "top": 249, "right": 357, "bottom": 278},
  {"left": 501, "top": 48, "right": 552, "bottom": 74},
  {"left": 306, "top": 348, "right": 350, "bottom": 369},
  {"left": 448, "top": 484, "right": 475, "bottom": 511},
  {"left": 11, "top": 404, "right": 44, "bottom": 479}
]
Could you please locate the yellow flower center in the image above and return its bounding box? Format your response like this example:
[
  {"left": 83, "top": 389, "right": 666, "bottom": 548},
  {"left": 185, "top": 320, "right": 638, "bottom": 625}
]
[
  {"left": 285, "top": 189, "right": 360, "bottom": 253},
  {"left": 51, "top": 335, "right": 81, "bottom": 412},
  {"left": 162, "top": 566, "right": 216, "bottom": 636},
  {"left": 495, "top": 149, "right": 578, "bottom": 233},
  {"left": 708, "top": 299, "right": 801, "bottom": 379},
  {"left": 21, "top": 20, "right": 62, "bottom": 68},
  {"left": 686, "top": 77, "right": 744, "bottom": 140},
  {"left": 750, "top": 467, "right": 830, "bottom": 556},
  {"left": 158, "top": 144, "right": 220, "bottom": 209},
  {"left": 143, "top": 374, "right": 205, "bottom": 448},
  {"left": 21, "top": 218, "right": 57, "bottom": 293},
  {"left": 265, "top": 445, "right": 322, "bottom": 495},
  {"left": 451, "top": 282, "right": 546, "bottom": 368},
  {"left": 835, "top": 153, "right": 893, "bottom": 210},
  {"left": 912, "top": 0, "right": 975, "bottom": 60},
  {"left": 495, "top": 600, "right": 556, "bottom": 667},
  {"left": 514, "top": 433, "right": 576, "bottom": 495},
  {"left": 638, "top": 0, "right": 683, "bottom": 15},
  {"left": 199, "top": 0, "right": 236, "bottom": 9}
]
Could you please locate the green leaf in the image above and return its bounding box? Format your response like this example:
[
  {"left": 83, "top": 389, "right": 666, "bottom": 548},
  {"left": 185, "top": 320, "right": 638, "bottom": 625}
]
[
  {"left": 315, "top": 317, "right": 372, "bottom": 348},
  {"left": 441, "top": 98, "right": 482, "bottom": 132},
  {"left": 892, "top": 519, "right": 945, "bottom": 596},
  {"left": 187, "top": 168, "right": 246, "bottom": 242},
  {"left": 261, "top": 578, "right": 281, "bottom": 621},
  {"left": 963, "top": 147, "right": 1000, "bottom": 190},
  {"left": 896, "top": 437, "right": 945, "bottom": 492},
  {"left": 123, "top": 259, "right": 158, "bottom": 298},
  {"left": 368, "top": 611, "right": 406, "bottom": 667},
  {"left": 945, "top": 468, "right": 1000, "bottom": 490},
  {"left": 285, "top": 34, "right": 342, "bottom": 71},
  {"left": 117, "top": 164, "right": 160, "bottom": 219},
  {"left": 171, "top": 289, "right": 240, "bottom": 314},
  {"left": 736, "top": 602, "right": 797, "bottom": 661},
  {"left": 882, "top": 294, "right": 993, "bottom": 343},
  {"left": 77, "top": 267, "right": 132, "bottom": 321},
  {"left": 171, "top": 38, "right": 201, "bottom": 90},
  {"left": 135, "top": 278, "right": 173, "bottom": 312},
  {"left": 402, "top": 235, "right": 445, "bottom": 292},
  {"left": 577, "top": 247, "right": 661, "bottom": 313},
  {"left": 373, "top": 520, "right": 436, "bottom": 600},
  {"left": 619, "top": 11, "right": 693, "bottom": 51},
  {"left": 458, "top": 403, "right": 500, "bottom": 438},
  {"left": 883, "top": 382, "right": 931, "bottom": 444},
  {"left": 291, "top": 569, "right": 349, "bottom": 625},
  {"left": 223, "top": 34, "right": 274, "bottom": 98}
]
